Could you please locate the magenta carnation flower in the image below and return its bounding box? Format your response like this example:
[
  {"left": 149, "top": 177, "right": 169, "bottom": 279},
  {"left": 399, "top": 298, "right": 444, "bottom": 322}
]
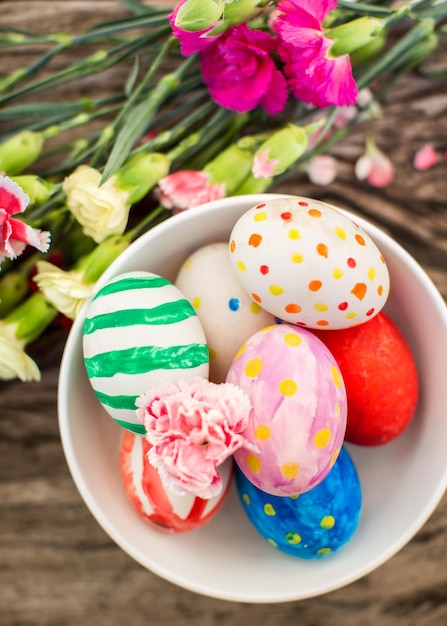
[
  {"left": 200, "top": 23, "right": 288, "bottom": 115},
  {"left": 272, "top": 0, "right": 357, "bottom": 108},
  {"left": 168, "top": 0, "right": 221, "bottom": 56}
]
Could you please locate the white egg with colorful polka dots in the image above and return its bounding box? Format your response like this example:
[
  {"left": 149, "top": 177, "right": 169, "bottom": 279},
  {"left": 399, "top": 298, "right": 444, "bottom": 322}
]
[
  {"left": 175, "top": 242, "right": 276, "bottom": 383},
  {"left": 229, "top": 196, "right": 390, "bottom": 329}
]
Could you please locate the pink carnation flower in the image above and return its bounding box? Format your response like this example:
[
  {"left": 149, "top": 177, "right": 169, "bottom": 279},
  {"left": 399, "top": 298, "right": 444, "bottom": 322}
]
[
  {"left": 155, "top": 170, "right": 225, "bottom": 214},
  {"left": 136, "top": 378, "right": 256, "bottom": 499},
  {"left": 0, "top": 175, "right": 50, "bottom": 264},
  {"left": 413, "top": 143, "right": 440, "bottom": 171},
  {"left": 169, "top": 0, "right": 221, "bottom": 56},
  {"left": 272, "top": 0, "right": 357, "bottom": 108},
  {"left": 355, "top": 138, "right": 395, "bottom": 188},
  {"left": 200, "top": 23, "right": 288, "bottom": 115}
]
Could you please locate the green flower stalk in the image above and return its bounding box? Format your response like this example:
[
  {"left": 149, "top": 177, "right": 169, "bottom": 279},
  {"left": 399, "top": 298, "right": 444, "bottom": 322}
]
[
  {"left": 0, "top": 292, "right": 58, "bottom": 381},
  {"left": 203, "top": 143, "right": 255, "bottom": 195}
]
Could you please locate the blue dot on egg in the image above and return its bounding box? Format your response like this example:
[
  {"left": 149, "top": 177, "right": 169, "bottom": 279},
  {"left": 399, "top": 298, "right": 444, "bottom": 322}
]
[
  {"left": 228, "top": 297, "right": 241, "bottom": 312},
  {"left": 235, "top": 447, "right": 362, "bottom": 559}
]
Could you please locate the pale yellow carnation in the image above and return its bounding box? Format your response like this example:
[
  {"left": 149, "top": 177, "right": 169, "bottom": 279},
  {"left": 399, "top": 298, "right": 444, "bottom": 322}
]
[
  {"left": 0, "top": 331, "right": 40, "bottom": 381},
  {"left": 34, "top": 261, "right": 94, "bottom": 320},
  {"left": 62, "top": 165, "right": 130, "bottom": 243}
]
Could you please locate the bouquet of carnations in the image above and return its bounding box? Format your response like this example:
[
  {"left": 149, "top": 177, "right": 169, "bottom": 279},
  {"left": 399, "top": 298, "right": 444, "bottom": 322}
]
[{"left": 0, "top": 0, "right": 445, "bottom": 382}]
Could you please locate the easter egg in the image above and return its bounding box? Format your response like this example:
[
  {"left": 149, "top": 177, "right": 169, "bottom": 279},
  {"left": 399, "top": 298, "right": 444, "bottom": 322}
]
[
  {"left": 83, "top": 271, "right": 209, "bottom": 434},
  {"left": 120, "top": 430, "right": 233, "bottom": 532},
  {"left": 226, "top": 323, "right": 347, "bottom": 496},
  {"left": 235, "top": 447, "right": 362, "bottom": 558},
  {"left": 229, "top": 196, "right": 390, "bottom": 329},
  {"left": 175, "top": 242, "right": 276, "bottom": 383},
  {"left": 312, "top": 312, "right": 419, "bottom": 445}
]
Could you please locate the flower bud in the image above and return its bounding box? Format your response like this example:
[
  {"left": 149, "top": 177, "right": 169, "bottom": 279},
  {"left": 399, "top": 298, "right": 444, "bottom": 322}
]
[
  {"left": 0, "top": 269, "right": 29, "bottom": 318},
  {"left": 114, "top": 152, "right": 170, "bottom": 204},
  {"left": 10, "top": 175, "right": 56, "bottom": 205},
  {"left": 252, "top": 125, "right": 308, "bottom": 178},
  {"left": 327, "top": 16, "right": 383, "bottom": 57},
  {"left": 203, "top": 143, "right": 254, "bottom": 194},
  {"left": 77, "top": 235, "right": 130, "bottom": 285},
  {"left": 174, "top": 0, "right": 224, "bottom": 32},
  {"left": 0, "top": 130, "right": 45, "bottom": 175},
  {"left": 232, "top": 172, "right": 273, "bottom": 195},
  {"left": 223, "top": 0, "right": 261, "bottom": 26},
  {"left": 3, "top": 291, "right": 57, "bottom": 345}
]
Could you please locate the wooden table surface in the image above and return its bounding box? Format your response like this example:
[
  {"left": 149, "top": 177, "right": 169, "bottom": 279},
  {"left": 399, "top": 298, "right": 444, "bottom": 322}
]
[{"left": 2, "top": 2, "right": 447, "bottom": 625}]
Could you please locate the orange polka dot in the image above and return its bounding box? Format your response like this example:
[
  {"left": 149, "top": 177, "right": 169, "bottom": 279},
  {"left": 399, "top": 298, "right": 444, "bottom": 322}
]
[
  {"left": 316, "top": 243, "right": 328, "bottom": 258},
  {"left": 308, "top": 280, "right": 322, "bottom": 291},
  {"left": 355, "top": 234, "right": 366, "bottom": 246},
  {"left": 351, "top": 282, "right": 367, "bottom": 300},
  {"left": 378, "top": 285, "right": 383, "bottom": 296},
  {"left": 316, "top": 320, "right": 330, "bottom": 327},
  {"left": 285, "top": 303, "right": 302, "bottom": 314},
  {"left": 252, "top": 292, "right": 262, "bottom": 303},
  {"left": 249, "top": 233, "right": 262, "bottom": 247},
  {"left": 308, "top": 208, "right": 322, "bottom": 217},
  {"left": 230, "top": 240, "right": 236, "bottom": 253}
]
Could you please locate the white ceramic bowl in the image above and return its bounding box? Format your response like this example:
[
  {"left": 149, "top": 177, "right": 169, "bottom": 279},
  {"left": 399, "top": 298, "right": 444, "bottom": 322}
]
[{"left": 58, "top": 193, "right": 447, "bottom": 603}]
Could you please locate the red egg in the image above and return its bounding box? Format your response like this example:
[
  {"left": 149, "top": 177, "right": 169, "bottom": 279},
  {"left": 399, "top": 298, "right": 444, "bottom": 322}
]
[
  {"left": 312, "top": 312, "right": 419, "bottom": 446},
  {"left": 119, "top": 430, "right": 233, "bottom": 532}
]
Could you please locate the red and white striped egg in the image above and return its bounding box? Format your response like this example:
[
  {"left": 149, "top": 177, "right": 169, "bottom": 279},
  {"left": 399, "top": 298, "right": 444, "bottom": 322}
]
[{"left": 119, "top": 430, "right": 233, "bottom": 532}]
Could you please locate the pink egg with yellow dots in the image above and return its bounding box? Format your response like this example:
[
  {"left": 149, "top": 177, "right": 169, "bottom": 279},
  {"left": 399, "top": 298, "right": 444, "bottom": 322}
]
[
  {"left": 119, "top": 430, "right": 233, "bottom": 533},
  {"left": 229, "top": 196, "right": 390, "bottom": 329},
  {"left": 226, "top": 323, "right": 347, "bottom": 497}
]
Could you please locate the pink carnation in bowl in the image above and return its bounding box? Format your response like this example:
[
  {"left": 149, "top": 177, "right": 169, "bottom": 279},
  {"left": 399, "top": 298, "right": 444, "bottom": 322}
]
[{"left": 136, "top": 377, "right": 256, "bottom": 499}]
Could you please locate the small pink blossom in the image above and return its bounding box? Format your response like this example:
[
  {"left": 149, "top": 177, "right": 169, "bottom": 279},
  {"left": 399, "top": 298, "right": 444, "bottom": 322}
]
[
  {"left": 252, "top": 149, "right": 280, "bottom": 178},
  {"left": 136, "top": 378, "right": 256, "bottom": 498},
  {"left": 305, "top": 154, "right": 337, "bottom": 185},
  {"left": 200, "top": 23, "right": 288, "bottom": 115},
  {"left": 155, "top": 170, "right": 225, "bottom": 214},
  {"left": 355, "top": 138, "right": 395, "bottom": 188},
  {"left": 0, "top": 175, "right": 50, "bottom": 264},
  {"left": 272, "top": 0, "right": 357, "bottom": 108},
  {"left": 413, "top": 143, "right": 440, "bottom": 171},
  {"left": 168, "top": 0, "right": 221, "bottom": 56}
]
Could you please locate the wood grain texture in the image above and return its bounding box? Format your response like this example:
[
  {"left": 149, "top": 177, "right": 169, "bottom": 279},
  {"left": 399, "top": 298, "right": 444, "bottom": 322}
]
[{"left": 1, "top": 2, "right": 447, "bottom": 625}]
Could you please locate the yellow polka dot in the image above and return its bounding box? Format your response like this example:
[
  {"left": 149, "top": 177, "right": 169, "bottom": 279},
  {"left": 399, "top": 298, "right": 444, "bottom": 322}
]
[
  {"left": 345, "top": 311, "right": 357, "bottom": 319},
  {"left": 184, "top": 258, "right": 193, "bottom": 269},
  {"left": 209, "top": 347, "right": 217, "bottom": 360},
  {"left": 330, "top": 449, "right": 340, "bottom": 468},
  {"left": 281, "top": 462, "right": 299, "bottom": 478},
  {"left": 317, "top": 547, "right": 332, "bottom": 555},
  {"left": 246, "top": 454, "right": 262, "bottom": 472},
  {"left": 368, "top": 267, "right": 376, "bottom": 281},
  {"left": 234, "top": 342, "right": 247, "bottom": 360},
  {"left": 291, "top": 252, "right": 303, "bottom": 263},
  {"left": 269, "top": 284, "right": 284, "bottom": 296},
  {"left": 320, "top": 515, "right": 335, "bottom": 529},
  {"left": 192, "top": 296, "right": 201, "bottom": 308},
  {"left": 264, "top": 503, "right": 276, "bottom": 516},
  {"left": 314, "top": 428, "right": 331, "bottom": 448},
  {"left": 268, "top": 538, "right": 278, "bottom": 547},
  {"left": 285, "top": 532, "right": 302, "bottom": 544},
  {"left": 245, "top": 357, "right": 263, "bottom": 377},
  {"left": 288, "top": 228, "right": 300, "bottom": 239},
  {"left": 335, "top": 403, "right": 341, "bottom": 417},
  {"left": 254, "top": 211, "right": 267, "bottom": 221},
  {"left": 284, "top": 333, "right": 302, "bottom": 346},
  {"left": 289, "top": 494, "right": 299, "bottom": 500},
  {"left": 279, "top": 379, "right": 297, "bottom": 396},
  {"left": 250, "top": 302, "right": 262, "bottom": 314},
  {"left": 242, "top": 493, "right": 250, "bottom": 506},
  {"left": 335, "top": 226, "right": 346, "bottom": 239},
  {"left": 236, "top": 260, "right": 246, "bottom": 272},
  {"left": 255, "top": 424, "right": 271, "bottom": 440},
  {"left": 333, "top": 267, "right": 343, "bottom": 279},
  {"left": 314, "top": 302, "right": 328, "bottom": 312},
  {"left": 331, "top": 365, "right": 342, "bottom": 388},
  {"left": 262, "top": 325, "right": 276, "bottom": 332}
]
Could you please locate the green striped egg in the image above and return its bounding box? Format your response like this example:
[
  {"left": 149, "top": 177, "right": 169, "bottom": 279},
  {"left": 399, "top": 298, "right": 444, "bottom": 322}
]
[{"left": 82, "top": 271, "right": 209, "bottom": 435}]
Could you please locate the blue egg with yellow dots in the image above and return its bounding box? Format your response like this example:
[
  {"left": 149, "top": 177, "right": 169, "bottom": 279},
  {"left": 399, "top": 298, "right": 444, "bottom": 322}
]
[{"left": 235, "top": 447, "right": 362, "bottom": 559}]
